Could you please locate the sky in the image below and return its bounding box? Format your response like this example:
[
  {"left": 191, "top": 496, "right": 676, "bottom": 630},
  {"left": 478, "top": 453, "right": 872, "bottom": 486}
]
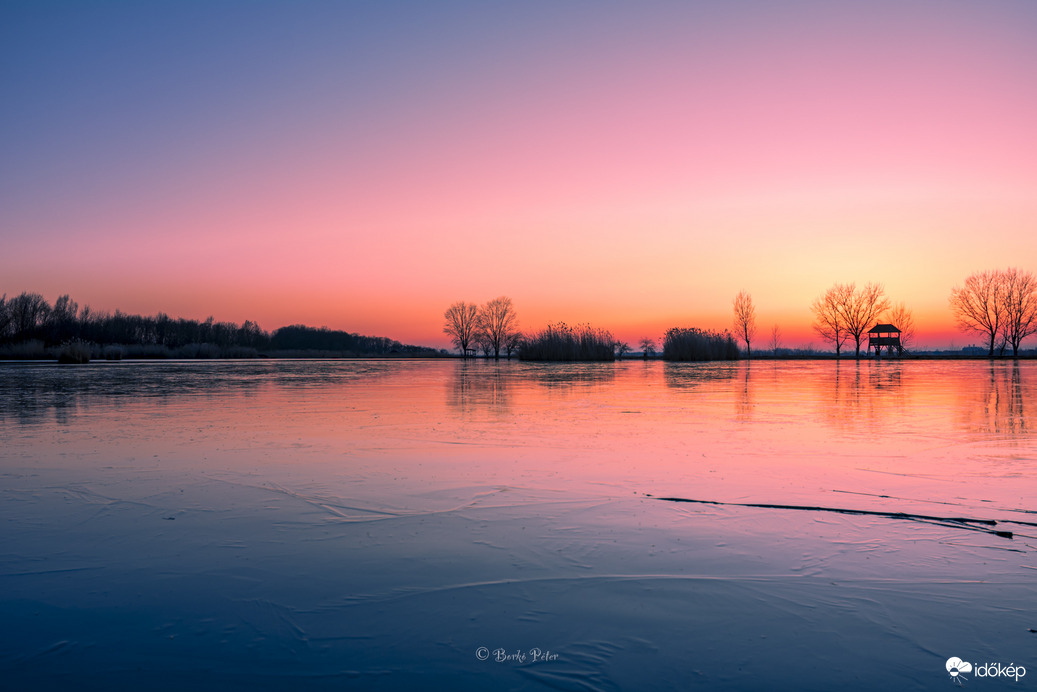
[{"left": 2, "top": 0, "right": 1036, "bottom": 350}]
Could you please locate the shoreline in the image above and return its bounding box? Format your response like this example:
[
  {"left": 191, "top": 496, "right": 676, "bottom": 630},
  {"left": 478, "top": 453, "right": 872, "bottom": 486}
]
[{"left": 2, "top": 353, "right": 1035, "bottom": 364}]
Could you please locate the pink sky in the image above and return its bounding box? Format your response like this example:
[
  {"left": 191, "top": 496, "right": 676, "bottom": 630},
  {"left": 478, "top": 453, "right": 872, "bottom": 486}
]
[{"left": 2, "top": 2, "right": 1036, "bottom": 350}]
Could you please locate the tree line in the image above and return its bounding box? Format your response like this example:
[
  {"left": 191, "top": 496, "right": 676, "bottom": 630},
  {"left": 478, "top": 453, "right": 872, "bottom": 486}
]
[
  {"left": 0, "top": 292, "right": 440, "bottom": 359},
  {"left": 728, "top": 268, "right": 1035, "bottom": 359},
  {"left": 448, "top": 266, "right": 1036, "bottom": 362},
  {"left": 444, "top": 297, "right": 739, "bottom": 362}
]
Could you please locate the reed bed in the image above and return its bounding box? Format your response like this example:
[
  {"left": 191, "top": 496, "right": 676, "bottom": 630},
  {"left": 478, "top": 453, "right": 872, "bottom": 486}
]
[
  {"left": 662, "top": 327, "right": 740, "bottom": 361},
  {"left": 519, "top": 323, "right": 616, "bottom": 361}
]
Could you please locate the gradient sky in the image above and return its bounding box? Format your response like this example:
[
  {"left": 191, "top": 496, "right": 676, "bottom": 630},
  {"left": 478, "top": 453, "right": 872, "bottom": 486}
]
[{"left": 3, "top": 1, "right": 1036, "bottom": 349}]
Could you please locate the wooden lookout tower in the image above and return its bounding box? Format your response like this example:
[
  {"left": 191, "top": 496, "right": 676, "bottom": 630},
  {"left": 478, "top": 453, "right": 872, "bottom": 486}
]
[{"left": 867, "top": 323, "right": 902, "bottom": 357}]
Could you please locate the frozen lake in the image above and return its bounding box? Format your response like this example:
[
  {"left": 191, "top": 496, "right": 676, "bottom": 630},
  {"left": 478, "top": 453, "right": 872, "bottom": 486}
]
[{"left": 1, "top": 359, "right": 1035, "bottom": 690}]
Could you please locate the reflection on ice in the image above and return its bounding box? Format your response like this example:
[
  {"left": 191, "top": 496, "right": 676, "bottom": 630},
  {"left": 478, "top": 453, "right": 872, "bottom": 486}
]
[
  {"left": 958, "top": 362, "right": 1030, "bottom": 437},
  {"left": 524, "top": 362, "right": 616, "bottom": 389},
  {"left": 816, "top": 361, "right": 908, "bottom": 431},
  {"left": 662, "top": 361, "right": 739, "bottom": 389},
  {"left": 448, "top": 361, "right": 513, "bottom": 415}
]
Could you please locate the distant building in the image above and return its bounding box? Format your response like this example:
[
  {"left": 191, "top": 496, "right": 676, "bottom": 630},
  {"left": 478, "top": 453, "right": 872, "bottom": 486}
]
[{"left": 867, "top": 324, "right": 902, "bottom": 357}]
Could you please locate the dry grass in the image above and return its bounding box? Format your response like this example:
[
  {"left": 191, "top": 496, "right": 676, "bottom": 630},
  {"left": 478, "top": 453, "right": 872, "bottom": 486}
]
[
  {"left": 662, "top": 327, "right": 740, "bottom": 361},
  {"left": 519, "top": 323, "right": 616, "bottom": 361}
]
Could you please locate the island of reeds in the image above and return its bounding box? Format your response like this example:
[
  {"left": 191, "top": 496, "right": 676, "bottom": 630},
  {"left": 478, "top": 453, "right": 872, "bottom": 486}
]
[{"left": 519, "top": 323, "right": 617, "bottom": 362}]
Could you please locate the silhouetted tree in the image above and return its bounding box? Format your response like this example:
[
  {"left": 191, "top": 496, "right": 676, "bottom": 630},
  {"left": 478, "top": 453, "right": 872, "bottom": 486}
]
[
  {"left": 614, "top": 341, "right": 631, "bottom": 359},
  {"left": 477, "top": 296, "right": 518, "bottom": 359},
  {"left": 840, "top": 283, "right": 890, "bottom": 358},
  {"left": 769, "top": 325, "right": 781, "bottom": 355},
  {"left": 950, "top": 270, "right": 1007, "bottom": 357},
  {"left": 0, "top": 295, "right": 12, "bottom": 338},
  {"left": 8, "top": 292, "right": 51, "bottom": 339},
  {"left": 51, "top": 294, "right": 78, "bottom": 322},
  {"left": 999, "top": 267, "right": 1037, "bottom": 357},
  {"left": 732, "top": 291, "right": 757, "bottom": 358},
  {"left": 443, "top": 301, "right": 479, "bottom": 357},
  {"left": 811, "top": 285, "right": 849, "bottom": 356},
  {"left": 885, "top": 302, "right": 915, "bottom": 353},
  {"left": 639, "top": 337, "right": 656, "bottom": 359},
  {"left": 504, "top": 331, "right": 522, "bottom": 360},
  {"left": 237, "top": 320, "right": 266, "bottom": 348},
  {"left": 45, "top": 294, "right": 81, "bottom": 344},
  {"left": 475, "top": 329, "right": 493, "bottom": 358}
]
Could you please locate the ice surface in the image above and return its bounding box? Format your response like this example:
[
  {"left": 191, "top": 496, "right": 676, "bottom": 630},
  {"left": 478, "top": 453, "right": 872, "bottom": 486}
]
[{"left": 1, "top": 359, "right": 1034, "bottom": 690}]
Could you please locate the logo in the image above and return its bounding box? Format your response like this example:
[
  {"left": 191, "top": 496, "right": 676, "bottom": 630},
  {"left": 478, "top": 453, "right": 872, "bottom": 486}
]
[
  {"left": 475, "top": 647, "right": 559, "bottom": 663},
  {"left": 947, "top": 657, "right": 973, "bottom": 682},
  {"left": 945, "top": 656, "right": 1026, "bottom": 684}
]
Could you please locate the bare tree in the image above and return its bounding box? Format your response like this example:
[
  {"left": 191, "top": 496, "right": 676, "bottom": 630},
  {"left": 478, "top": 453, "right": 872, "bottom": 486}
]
[
  {"left": 809, "top": 281, "right": 893, "bottom": 358},
  {"left": 0, "top": 294, "right": 11, "bottom": 338},
  {"left": 614, "top": 341, "right": 631, "bottom": 359},
  {"left": 840, "top": 282, "right": 891, "bottom": 358},
  {"left": 477, "top": 296, "right": 518, "bottom": 359},
  {"left": 476, "top": 330, "right": 493, "bottom": 358},
  {"left": 1000, "top": 268, "right": 1037, "bottom": 357},
  {"left": 46, "top": 294, "right": 80, "bottom": 343},
  {"left": 811, "top": 284, "right": 849, "bottom": 356},
  {"left": 238, "top": 320, "right": 264, "bottom": 348},
  {"left": 639, "top": 337, "right": 656, "bottom": 359},
  {"left": 885, "top": 302, "right": 915, "bottom": 353},
  {"left": 504, "top": 331, "right": 523, "bottom": 360},
  {"left": 50, "top": 294, "right": 79, "bottom": 323},
  {"left": 769, "top": 325, "right": 781, "bottom": 355},
  {"left": 732, "top": 291, "right": 757, "bottom": 358},
  {"left": 443, "top": 301, "right": 479, "bottom": 357},
  {"left": 950, "top": 270, "right": 1006, "bottom": 357},
  {"left": 8, "top": 292, "right": 51, "bottom": 337}
]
